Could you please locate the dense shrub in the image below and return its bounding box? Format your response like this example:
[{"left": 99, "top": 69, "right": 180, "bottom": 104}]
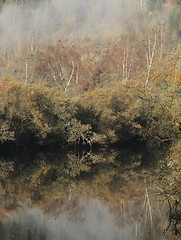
[
  {"left": 74, "top": 79, "right": 181, "bottom": 147},
  {"left": 0, "top": 78, "right": 94, "bottom": 147},
  {"left": 0, "top": 75, "right": 180, "bottom": 148}
]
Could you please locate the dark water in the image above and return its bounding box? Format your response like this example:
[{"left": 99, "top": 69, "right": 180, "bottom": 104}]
[{"left": 0, "top": 149, "right": 173, "bottom": 240}]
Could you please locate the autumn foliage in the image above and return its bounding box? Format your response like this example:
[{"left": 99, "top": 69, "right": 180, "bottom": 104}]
[{"left": 0, "top": 72, "right": 180, "bottom": 149}]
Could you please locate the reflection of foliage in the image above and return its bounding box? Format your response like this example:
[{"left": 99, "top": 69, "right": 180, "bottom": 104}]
[
  {"left": 29, "top": 161, "right": 50, "bottom": 191},
  {"left": 64, "top": 153, "right": 91, "bottom": 177},
  {"left": 63, "top": 150, "right": 119, "bottom": 178},
  {"left": 0, "top": 149, "right": 147, "bottom": 207},
  {"left": 156, "top": 152, "right": 181, "bottom": 201},
  {"left": 0, "top": 161, "right": 14, "bottom": 180},
  {"left": 0, "top": 161, "right": 14, "bottom": 208},
  {"left": 0, "top": 121, "right": 14, "bottom": 143},
  {"left": 164, "top": 199, "right": 181, "bottom": 237},
  {"left": 156, "top": 162, "right": 181, "bottom": 236},
  {"left": 150, "top": 141, "right": 181, "bottom": 237}
]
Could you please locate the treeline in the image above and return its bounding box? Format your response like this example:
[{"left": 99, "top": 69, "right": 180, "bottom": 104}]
[
  {"left": 2, "top": 34, "right": 181, "bottom": 92},
  {"left": 0, "top": 0, "right": 180, "bottom": 151},
  {"left": 0, "top": 72, "right": 180, "bottom": 148}
]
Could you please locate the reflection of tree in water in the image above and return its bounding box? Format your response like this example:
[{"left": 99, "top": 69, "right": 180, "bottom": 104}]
[
  {"left": 164, "top": 200, "right": 181, "bottom": 237},
  {"left": 44, "top": 194, "right": 88, "bottom": 222},
  {"left": 63, "top": 152, "right": 92, "bottom": 177},
  {"left": 0, "top": 149, "right": 161, "bottom": 210},
  {"left": 151, "top": 159, "right": 181, "bottom": 237},
  {"left": 0, "top": 161, "right": 17, "bottom": 209},
  {"left": 0, "top": 148, "right": 179, "bottom": 239}
]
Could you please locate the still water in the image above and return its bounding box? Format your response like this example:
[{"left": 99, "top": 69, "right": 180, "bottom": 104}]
[
  {"left": 0, "top": 148, "right": 174, "bottom": 239},
  {"left": 0, "top": 196, "right": 169, "bottom": 240}
]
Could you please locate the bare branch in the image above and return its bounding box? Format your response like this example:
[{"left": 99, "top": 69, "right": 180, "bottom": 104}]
[{"left": 48, "top": 62, "right": 59, "bottom": 87}]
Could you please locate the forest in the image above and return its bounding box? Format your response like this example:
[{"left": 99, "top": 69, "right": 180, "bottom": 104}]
[
  {"left": 0, "top": 0, "right": 180, "bottom": 238},
  {"left": 0, "top": 0, "right": 180, "bottom": 149}
]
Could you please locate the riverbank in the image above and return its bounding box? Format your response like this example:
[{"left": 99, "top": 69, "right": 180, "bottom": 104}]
[{"left": 0, "top": 78, "right": 180, "bottom": 150}]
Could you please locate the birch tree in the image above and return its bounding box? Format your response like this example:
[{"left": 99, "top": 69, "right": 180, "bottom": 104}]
[{"left": 145, "top": 32, "right": 157, "bottom": 85}]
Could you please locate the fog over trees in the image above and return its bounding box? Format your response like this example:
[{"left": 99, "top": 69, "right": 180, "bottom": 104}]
[
  {"left": 0, "top": 1, "right": 180, "bottom": 237},
  {"left": 0, "top": 0, "right": 180, "bottom": 147},
  {"left": 0, "top": 0, "right": 180, "bottom": 55}
]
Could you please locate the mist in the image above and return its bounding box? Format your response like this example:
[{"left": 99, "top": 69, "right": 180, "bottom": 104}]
[
  {"left": 1, "top": 196, "right": 167, "bottom": 240},
  {"left": 0, "top": 0, "right": 180, "bottom": 82},
  {"left": 0, "top": 0, "right": 150, "bottom": 54}
]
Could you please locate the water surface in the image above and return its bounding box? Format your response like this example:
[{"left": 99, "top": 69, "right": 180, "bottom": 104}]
[{"left": 0, "top": 148, "right": 173, "bottom": 239}]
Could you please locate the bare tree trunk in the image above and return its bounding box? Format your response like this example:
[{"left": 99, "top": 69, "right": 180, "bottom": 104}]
[
  {"left": 159, "top": 16, "right": 165, "bottom": 61},
  {"left": 143, "top": 188, "right": 154, "bottom": 234},
  {"left": 145, "top": 33, "right": 157, "bottom": 85},
  {"left": 25, "top": 62, "right": 28, "bottom": 84},
  {"left": 76, "top": 66, "right": 79, "bottom": 85},
  {"left": 48, "top": 59, "right": 75, "bottom": 91},
  {"left": 140, "top": 0, "right": 145, "bottom": 11},
  {"left": 65, "top": 61, "right": 75, "bottom": 91},
  {"left": 122, "top": 46, "right": 134, "bottom": 80},
  {"left": 48, "top": 62, "right": 59, "bottom": 87}
]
